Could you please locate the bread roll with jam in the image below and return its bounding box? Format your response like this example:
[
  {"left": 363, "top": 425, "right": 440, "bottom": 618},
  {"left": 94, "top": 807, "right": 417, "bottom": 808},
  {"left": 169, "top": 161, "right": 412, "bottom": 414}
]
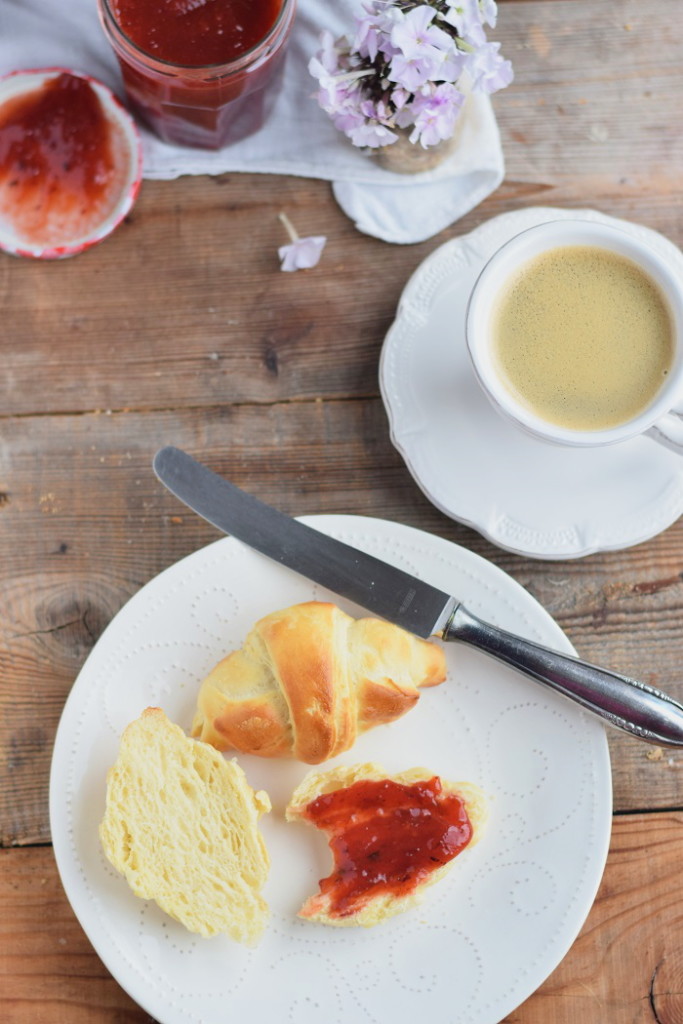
[
  {"left": 99, "top": 707, "right": 271, "bottom": 945},
  {"left": 192, "top": 601, "right": 447, "bottom": 764},
  {"left": 286, "top": 762, "right": 487, "bottom": 927}
]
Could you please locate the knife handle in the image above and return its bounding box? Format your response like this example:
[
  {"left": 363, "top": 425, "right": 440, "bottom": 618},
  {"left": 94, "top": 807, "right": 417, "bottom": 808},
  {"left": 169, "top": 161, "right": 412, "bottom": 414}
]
[{"left": 444, "top": 604, "right": 683, "bottom": 747}]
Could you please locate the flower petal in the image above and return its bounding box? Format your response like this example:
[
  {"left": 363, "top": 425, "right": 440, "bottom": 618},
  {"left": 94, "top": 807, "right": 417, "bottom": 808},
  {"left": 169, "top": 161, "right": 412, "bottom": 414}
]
[{"left": 278, "top": 236, "right": 327, "bottom": 272}]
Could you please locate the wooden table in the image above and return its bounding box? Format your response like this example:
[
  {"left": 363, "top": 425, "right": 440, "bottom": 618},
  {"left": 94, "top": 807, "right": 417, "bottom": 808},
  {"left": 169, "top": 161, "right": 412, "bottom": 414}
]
[{"left": 2, "top": 0, "right": 683, "bottom": 1020}]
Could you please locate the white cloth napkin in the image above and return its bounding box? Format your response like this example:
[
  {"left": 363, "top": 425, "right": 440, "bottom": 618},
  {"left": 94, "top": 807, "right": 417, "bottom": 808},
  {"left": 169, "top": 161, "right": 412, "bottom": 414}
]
[{"left": 0, "top": 0, "right": 504, "bottom": 244}]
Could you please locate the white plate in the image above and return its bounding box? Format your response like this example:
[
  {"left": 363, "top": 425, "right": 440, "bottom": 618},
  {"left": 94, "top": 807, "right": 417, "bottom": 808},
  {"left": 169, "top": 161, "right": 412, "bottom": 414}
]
[
  {"left": 50, "top": 516, "right": 611, "bottom": 1024},
  {"left": 380, "top": 206, "right": 683, "bottom": 559}
]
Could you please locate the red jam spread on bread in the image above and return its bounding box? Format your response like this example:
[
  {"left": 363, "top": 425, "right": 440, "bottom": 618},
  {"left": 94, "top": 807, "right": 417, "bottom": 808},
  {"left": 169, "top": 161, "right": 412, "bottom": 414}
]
[
  {"left": 110, "top": 0, "right": 284, "bottom": 66},
  {"left": 0, "top": 73, "right": 122, "bottom": 247},
  {"left": 303, "top": 776, "right": 472, "bottom": 918}
]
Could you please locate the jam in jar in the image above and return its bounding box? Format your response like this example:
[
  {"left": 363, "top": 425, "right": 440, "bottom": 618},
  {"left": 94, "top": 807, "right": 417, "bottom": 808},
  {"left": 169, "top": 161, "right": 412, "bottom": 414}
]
[{"left": 97, "top": 0, "right": 296, "bottom": 149}]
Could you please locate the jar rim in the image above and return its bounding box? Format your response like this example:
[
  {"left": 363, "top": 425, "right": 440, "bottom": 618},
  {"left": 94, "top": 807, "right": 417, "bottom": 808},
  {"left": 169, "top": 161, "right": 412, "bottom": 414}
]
[{"left": 98, "top": 0, "right": 295, "bottom": 76}]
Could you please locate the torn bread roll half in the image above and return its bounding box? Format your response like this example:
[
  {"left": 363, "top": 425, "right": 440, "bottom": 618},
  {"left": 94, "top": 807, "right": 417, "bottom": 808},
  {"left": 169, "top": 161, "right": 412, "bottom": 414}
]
[
  {"left": 192, "top": 601, "right": 447, "bottom": 764},
  {"left": 99, "top": 707, "right": 271, "bottom": 945},
  {"left": 285, "top": 762, "right": 487, "bottom": 927}
]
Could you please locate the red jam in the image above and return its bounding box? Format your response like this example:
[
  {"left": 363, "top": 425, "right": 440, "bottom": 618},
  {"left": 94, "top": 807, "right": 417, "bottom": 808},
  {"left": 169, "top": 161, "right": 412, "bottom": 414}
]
[
  {"left": 0, "top": 73, "right": 126, "bottom": 250},
  {"left": 111, "top": 0, "right": 284, "bottom": 66},
  {"left": 99, "top": 0, "right": 295, "bottom": 149},
  {"left": 303, "top": 776, "right": 473, "bottom": 919}
]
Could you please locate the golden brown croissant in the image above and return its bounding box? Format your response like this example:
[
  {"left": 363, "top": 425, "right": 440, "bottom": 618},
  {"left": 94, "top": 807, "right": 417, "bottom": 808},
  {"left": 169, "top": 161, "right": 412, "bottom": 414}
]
[{"left": 191, "top": 601, "right": 447, "bottom": 764}]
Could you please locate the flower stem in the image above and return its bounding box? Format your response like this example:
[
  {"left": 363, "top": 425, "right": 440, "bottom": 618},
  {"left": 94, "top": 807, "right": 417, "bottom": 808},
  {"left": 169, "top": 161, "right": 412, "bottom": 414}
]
[{"left": 278, "top": 211, "right": 299, "bottom": 243}]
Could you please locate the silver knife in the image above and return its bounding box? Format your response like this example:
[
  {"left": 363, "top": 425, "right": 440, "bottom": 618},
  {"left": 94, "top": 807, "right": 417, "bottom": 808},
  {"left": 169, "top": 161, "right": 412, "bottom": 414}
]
[{"left": 153, "top": 445, "right": 683, "bottom": 747}]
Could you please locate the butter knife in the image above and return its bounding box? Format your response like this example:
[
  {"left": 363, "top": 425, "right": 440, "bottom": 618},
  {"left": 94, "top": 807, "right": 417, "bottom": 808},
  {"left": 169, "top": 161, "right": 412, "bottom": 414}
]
[{"left": 153, "top": 445, "right": 683, "bottom": 747}]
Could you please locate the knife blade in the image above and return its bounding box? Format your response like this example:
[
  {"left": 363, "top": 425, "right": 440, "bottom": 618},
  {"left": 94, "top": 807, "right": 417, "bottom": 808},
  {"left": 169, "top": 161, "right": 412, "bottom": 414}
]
[
  {"left": 153, "top": 445, "right": 683, "bottom": 748},
  {"left": 153, "top": 445, "right": 456, "bottom": 637}
]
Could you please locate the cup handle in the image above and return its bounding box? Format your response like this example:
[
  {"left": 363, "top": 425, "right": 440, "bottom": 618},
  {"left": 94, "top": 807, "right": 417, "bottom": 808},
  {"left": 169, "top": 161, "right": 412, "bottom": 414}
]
[{"left": 645, "top": 405, "right": 683, "bottom": 453}]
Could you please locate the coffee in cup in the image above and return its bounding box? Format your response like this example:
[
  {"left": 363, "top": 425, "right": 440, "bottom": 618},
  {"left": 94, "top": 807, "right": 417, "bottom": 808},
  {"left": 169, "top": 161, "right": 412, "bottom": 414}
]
[{"left": 465, "top": 219, "right": 683, "bottom": 451}]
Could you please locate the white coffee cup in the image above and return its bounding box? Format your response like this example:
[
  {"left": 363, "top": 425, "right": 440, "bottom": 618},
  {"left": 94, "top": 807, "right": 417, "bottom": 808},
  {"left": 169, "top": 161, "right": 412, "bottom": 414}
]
[{"left": 465, "top": 219, "right": 683, "bottom": 452}]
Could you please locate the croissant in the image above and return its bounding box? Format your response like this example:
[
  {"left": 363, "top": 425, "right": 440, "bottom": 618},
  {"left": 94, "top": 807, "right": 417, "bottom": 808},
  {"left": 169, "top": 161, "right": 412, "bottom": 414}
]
[
  {"left": 191, "top": 601, "right": 447, "bottom": 764},
  {"left": 100, "top": 708, "right": 271, "bottom": 944}
]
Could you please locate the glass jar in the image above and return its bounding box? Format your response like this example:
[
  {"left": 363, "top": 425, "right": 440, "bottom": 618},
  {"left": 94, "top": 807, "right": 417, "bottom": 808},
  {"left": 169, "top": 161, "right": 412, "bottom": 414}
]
[{"left": 97, "top": 0, "right": 296, "bottom": 150}]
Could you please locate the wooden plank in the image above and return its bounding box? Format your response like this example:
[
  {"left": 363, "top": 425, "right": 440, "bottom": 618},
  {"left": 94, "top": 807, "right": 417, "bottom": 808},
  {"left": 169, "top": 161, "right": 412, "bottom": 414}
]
[
  {"left": 507, "top": 811, "right": 683, "bottom": 1023},
  {"left": 0, "top": 846, "right": 152, "bottom": 1024},
  {"left": 0, "top": 0, "right": 680, "bottom": 416},
  {"left": 497, "top": 0, "right": 683, "bottom": 185},
  {"left": 0, "top": 171, "right": 402, "bottom": 415},
  {"left": 2, "top": 405, "right": 683, "bottom": 846},
  {"left": 3, "top": 811, "right": 683, "bottom": 1023}
]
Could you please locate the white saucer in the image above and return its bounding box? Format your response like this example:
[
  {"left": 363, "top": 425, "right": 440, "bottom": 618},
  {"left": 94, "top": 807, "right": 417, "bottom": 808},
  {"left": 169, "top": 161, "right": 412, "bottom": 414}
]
[{"left": 379, "top": 206, "right": 683, "bottom": 560}]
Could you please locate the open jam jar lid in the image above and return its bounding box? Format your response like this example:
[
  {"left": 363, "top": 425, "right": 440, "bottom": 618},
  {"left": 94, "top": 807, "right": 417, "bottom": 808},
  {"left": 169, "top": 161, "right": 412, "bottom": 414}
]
[{"left": 0, "top": 68, "right": 142, "bottom": 259}]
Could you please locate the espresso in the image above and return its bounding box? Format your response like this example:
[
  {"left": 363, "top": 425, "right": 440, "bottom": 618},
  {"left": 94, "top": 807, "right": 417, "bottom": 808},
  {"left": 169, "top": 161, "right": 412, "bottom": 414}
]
[{"left": 491, "top": 245, "right": 674, "bottom": 431}]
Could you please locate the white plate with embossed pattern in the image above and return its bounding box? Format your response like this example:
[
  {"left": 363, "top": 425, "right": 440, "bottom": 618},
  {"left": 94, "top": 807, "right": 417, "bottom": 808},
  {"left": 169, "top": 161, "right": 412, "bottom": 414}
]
[
  {"left": 380, "top": 207, "right": 683, "bottom": 560},
  {"left": 50, "top": 516, "right": 611, "bottom": 1024}
]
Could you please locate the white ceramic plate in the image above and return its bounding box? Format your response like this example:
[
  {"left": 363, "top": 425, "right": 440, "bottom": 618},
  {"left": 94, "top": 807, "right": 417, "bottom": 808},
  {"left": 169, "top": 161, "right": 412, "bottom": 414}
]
[
  {"left": 50, "top": 516, "right": 611, "bottom": 1024},
  {"left": 380, "top": 206, "right": 683, "bottom": 559}
]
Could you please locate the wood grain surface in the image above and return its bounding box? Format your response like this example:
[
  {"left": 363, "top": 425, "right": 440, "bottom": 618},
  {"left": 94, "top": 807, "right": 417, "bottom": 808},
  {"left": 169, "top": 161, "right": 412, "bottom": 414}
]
[
  {"left": 1, "top": 0, "right": 683, "bottom": 1020},
  {"left": 4, "top": 812, "right": 683, "bottom": 1023}
]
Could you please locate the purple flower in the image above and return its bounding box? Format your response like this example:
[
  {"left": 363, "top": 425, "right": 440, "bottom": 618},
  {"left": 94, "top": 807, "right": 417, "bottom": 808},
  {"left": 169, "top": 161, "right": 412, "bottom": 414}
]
[
  {"left": 373, "top": 4, "right": 404, "bottom": 57},
  {"left": 360, "top": 96, "right": 393, "bottom": 125},
  {"left": 388, "top": 51, "right": 440, "bottom": 92},
  {"left": 469, "top": 41, "right": 514, "bottom": 93},
  {"left": 409, "top": 83, "right": 465, "bottom": 146},
  {"left": 354, "top": 13, "right": 383, "bottom": 61},
  {"left": 308, "top": 58, "right": 338, "bottom": 107},
  {"left": 479, "top": 0, "right": 499, "bottom": 29},
  {"left": 443, "top": 0, "right": 486, "bottom": 47},
  {"left": 433, "top": 41, "right": 467, "bottom": 83},
  {"left": 391, "top": 5, "right": 453, "bottom": 59},
  {"left": 277, "top": 213, "right": 326, "bottom": 272},
  {"left": 388, "top": 5, "right": 459, "bottom": 90},
  {"left": 331, "top": 104, "right": 367, "bottom": 136},
  {"left": 309, "top": 57, "right": 373, "bottom": 137},
  {"left": 317, "top": 30, "right": 344, "bottom": 73},
  {"left": 391, "top": 86, "right": 411, "bottom": 111},
  {"left": 279, "top": 237, "right": 327, "bottom": 271},
  {"left": 348, "top": 120, "right": 398, "bottom": 148},
  {"left": 308, "top": 0, "right": 512, "bottom": 152}
]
